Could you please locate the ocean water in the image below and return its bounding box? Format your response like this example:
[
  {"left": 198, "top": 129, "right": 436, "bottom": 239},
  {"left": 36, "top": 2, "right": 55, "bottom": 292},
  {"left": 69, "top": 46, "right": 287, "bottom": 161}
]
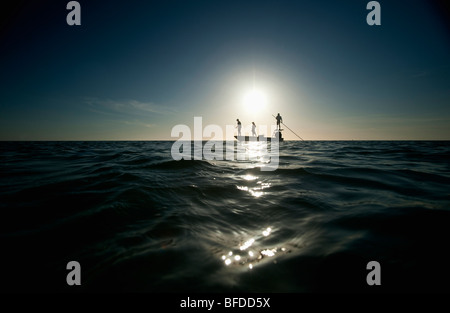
[{"left": 1, "top": 140, "right": 449, "bottom": 293}]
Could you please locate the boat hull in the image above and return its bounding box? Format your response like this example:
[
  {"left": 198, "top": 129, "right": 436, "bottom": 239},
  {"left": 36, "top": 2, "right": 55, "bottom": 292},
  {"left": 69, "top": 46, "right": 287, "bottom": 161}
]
[{"left": 234, "top": 135, "right": 283, "bottom": 142}]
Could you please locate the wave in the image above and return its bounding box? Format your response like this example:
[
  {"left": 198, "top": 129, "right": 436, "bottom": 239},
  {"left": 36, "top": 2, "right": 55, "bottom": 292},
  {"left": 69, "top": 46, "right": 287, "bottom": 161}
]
[
  {"left": 145, "top": 159, "right": 219, "bottom": 171},
  {"left": 1, "top": 141, "right": 450, "bottom": 292}
]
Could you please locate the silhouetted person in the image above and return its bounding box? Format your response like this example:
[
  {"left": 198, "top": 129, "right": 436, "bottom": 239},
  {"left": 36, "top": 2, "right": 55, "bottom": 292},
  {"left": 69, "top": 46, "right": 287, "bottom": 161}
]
[
  {"left": 236, "top": 119, "right": 242, "bottom": 136},
  {"left": 251, "top": 122, "right": 257, "bottom": 136},
  {"left": 275, "top": 113, "right": 282, "bottom": 129}
]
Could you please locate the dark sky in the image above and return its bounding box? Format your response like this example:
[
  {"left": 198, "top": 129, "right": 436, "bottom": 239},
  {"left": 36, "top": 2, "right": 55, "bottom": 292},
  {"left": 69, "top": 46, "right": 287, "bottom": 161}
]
[{"left": 1, "top": 0, "right": 449, "bottom": 140}]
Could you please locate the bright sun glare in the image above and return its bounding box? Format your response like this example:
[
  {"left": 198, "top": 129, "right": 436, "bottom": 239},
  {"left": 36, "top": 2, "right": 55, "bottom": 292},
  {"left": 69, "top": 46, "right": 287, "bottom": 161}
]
[{"left": 243, "top": 89, "right": 267, "bottom": 111}]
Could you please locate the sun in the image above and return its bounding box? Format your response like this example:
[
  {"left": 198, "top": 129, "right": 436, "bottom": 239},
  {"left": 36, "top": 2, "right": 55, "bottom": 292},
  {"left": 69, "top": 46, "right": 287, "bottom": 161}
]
[{"left": 243, "top": 88, "right": 267, "bottom": 111}]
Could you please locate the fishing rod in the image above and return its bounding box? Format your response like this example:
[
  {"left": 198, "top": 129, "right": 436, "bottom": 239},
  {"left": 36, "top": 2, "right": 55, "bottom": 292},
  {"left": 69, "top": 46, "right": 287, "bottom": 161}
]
[{"left": 272, "top": 114, "right": 305, "bottom": 141}]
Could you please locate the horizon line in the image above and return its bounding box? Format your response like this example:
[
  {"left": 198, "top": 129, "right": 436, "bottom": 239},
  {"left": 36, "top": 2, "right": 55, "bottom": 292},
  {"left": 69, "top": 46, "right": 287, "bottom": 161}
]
[{"left": 1, "top": 139, "right": 450, "bottom": 142}]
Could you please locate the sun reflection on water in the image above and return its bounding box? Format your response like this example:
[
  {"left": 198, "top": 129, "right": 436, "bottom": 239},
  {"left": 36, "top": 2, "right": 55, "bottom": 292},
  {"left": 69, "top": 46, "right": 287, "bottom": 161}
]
[
  {"left": 240, "top": 238, "right": 255, "bottom": 250},
  {"left": 236, "top": 175, "right": 271, "bottom": 198},
  {"left": 236, "top": 141, "right": 273, "bottom": 166},
  {"left": 243, "top": 174, "right": 258, "bottom": 181},
  {"left": 220, "top": 226, "right": 289, "bottom": 270},
  {"left": 262, "top": 227, "right": 271, "bottom": 237}
]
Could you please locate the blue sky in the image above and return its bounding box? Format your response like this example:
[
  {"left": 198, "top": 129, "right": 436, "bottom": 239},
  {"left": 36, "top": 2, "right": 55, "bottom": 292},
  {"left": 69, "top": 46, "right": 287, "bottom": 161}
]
[{"left": 1, "top": 0, "right": 449, "bottom": 140}]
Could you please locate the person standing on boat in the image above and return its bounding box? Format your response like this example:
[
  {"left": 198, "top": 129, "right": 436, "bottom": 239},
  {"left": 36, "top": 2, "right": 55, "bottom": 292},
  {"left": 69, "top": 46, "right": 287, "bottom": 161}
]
[
  {"left": 236, "top": 119, "right": 242, "bottom": 136},
  {"left": 275, "top": 113, "right": 283, "bottom": 130},
  {"left": 251, "top": 122, "right": 257, "bottom": 137}
]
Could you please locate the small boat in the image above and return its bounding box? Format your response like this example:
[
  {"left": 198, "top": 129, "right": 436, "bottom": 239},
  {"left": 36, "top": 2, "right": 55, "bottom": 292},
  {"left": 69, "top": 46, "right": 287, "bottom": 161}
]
[{"left": 234, "top": 130, "right": 284, "bottom": 142}]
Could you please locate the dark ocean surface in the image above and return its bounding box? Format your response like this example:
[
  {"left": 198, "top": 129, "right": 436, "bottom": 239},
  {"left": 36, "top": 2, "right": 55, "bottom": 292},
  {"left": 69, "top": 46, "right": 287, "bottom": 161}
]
[{"left": 1, "top": 141, "right": 450, "bottom": 293}]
